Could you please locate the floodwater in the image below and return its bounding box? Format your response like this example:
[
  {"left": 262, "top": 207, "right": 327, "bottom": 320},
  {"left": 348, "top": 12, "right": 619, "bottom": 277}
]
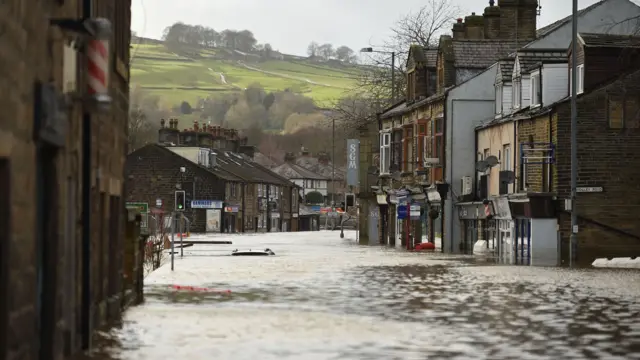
[{"left": 87, "top": 231, "right": 640, "bottom": 360}]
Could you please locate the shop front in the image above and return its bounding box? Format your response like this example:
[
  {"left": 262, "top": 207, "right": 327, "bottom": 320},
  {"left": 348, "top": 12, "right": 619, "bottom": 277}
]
[
  {"left": 224, "top": 205, "right": 240, "bottom": 233},
  {"left": 456, "top": 201, "right": 487, "bottom": 254},
  {"left": 376, "top": 193, "right": 389, "bottom": 245}
]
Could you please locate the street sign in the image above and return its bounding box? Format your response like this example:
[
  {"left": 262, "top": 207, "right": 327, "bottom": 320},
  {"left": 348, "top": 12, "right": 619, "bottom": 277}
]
[
  {"left": 155, "top": 198, "right": 162, "bottom": 207},
  {"left": 191, "top": 200, "right": 223, "bottom": 209},
  {"left": 397, "top": 205, "right": 407, "bottom": 219},
  {"left": 576, "top": 187, "right": 603, "bottom": 193},
  {"left": 125, "top": 202, "right": 148, "bottom": 214}
]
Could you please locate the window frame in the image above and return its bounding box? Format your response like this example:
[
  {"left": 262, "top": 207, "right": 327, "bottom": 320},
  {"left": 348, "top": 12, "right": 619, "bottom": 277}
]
[
  {"left": 379, "top": 131, "right": 392, "bottom": 174},
  {"left": 402, "top": 125, "right": 413, "bottom": 172},
  {"left": 416, "top": 120, "right": 428, "bottom": 170},
  {"left": 513, "top": 78, "right": 521, "bottom": 109},
  {"left": 502, "top": 144, "right": 511, "bottom": 171},
  {"left": 495, "top": 83, "right": 503, "bottom": 114},
  {"left": 530, "top": 72, "right": 541, "bottom": 107}
]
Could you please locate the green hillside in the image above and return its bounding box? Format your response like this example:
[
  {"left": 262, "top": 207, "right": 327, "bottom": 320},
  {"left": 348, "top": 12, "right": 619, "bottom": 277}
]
[{"left": 130, "top": 43, "right": 363, "bottom": 107}]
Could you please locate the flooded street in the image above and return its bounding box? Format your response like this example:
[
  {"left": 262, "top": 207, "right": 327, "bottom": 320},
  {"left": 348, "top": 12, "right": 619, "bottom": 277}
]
[{"left": 90, "top": 231, "right": 640, "bottom": 360}]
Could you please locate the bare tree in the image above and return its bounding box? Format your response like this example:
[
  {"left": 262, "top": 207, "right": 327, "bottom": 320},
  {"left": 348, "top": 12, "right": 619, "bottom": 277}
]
[{"left": 341, "top": 0, "right": 460, "bottom": 127}]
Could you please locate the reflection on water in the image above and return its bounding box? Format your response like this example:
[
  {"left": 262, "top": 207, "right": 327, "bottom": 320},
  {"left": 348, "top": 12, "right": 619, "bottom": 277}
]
[{"left": 83, "top": 232, "right": 640, "bottom": 360}]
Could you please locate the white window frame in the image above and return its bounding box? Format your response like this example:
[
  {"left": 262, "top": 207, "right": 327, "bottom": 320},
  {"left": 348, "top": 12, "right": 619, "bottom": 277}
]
[
  {"left": 513, "top": 78, "right": 521, "bottom": 109},
  {"left": 380, "top": 132, "right": 391, "bottom": 174},
  {"left": 530, "top": 72, "right": 540, "bottom": 107},
  {"left": 502, "top": 144, "right": 511, "bottom": 171},
  {"left": 571, "top": 64, "right": 585, "bottom": 95},
  {"left": 258, "top": 184, "right": 263, "bottom": 197},
  {"left": 495, "top": 84, "right": 503, "bottom": 114}
]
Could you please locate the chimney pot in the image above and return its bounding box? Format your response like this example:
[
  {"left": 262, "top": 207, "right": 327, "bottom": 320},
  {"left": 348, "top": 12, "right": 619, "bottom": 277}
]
[
  {"left": 472, "top": 12, "right": 476, "bottom": 15},
  {"left": 160, "top": 118, "right": 165, "bottom": 128},
  {"left": 457, "top": 18, "right": 463, "bottom": 23}
]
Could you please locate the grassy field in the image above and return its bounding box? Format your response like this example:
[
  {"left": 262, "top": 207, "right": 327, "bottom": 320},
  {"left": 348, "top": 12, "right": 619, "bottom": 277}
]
[{"left": 130, "top": 43, "right": 363, "bottom": 107}]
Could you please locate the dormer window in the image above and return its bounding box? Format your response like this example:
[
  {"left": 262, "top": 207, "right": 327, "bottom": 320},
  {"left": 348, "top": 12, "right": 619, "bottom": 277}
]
[
  {"left": 530, "top": 72, "right": 541, "bottom": 107},
  {"left": 570, "top": 64, "right": 585, "bottom": 95}
]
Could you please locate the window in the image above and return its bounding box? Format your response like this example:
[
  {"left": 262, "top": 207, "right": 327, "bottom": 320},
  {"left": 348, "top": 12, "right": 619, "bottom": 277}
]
[
  {"left": 428, "top": 70, "right": 437, "bottom": 96},
  {"left": 391, "top": 130, "right": 403, "bottom": 171},
  {"left": 402, "top": 126, "right": 413, "bottom": 172},
  {"left": 257, "top": 184, "right": 263, "bottom": 197},
  {"left": 570, "top": 65, "right": 585, "bottom": 94},
  {"left": 513, "top": 79, "right": 521, "bottom": 109},
  {"left": 380, "top": 132, "right": 391, "bottom": 174},
  {"left": 502, "top": 144, "right": 511, "bottom": 171},
  {"left": 433, "top": 118, "right": 443, "bottom": 162},
  {"left": 609, "top": 95, "right": 640, "bottom": 129},
  {"left": 530, "top": 73, "right": 541, "bottom": 106},
  {"left": 416, "top": 122, "right": 427, "bottom": 169},
  {"left": 407, "top": 71, "right": 416, "bottom": 100},
  {"left": 495, "top": 84, "right": 503, "bottom": 114}
]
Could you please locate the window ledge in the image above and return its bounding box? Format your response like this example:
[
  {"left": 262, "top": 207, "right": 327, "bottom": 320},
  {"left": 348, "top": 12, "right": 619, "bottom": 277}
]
[
  {"left": 379, "top": 173, "right": 391, "bottom": 178},
  {"left": 530, "top": 103, "right": 541, "bottom": 109}
]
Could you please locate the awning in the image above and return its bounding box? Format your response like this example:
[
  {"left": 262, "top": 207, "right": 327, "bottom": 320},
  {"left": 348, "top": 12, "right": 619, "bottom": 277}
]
[{"left": 376, "top": 194, "right": 388, "bottom": 205}]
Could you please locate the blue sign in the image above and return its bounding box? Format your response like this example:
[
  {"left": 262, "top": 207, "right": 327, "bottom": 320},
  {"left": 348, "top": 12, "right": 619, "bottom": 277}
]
[
  {"left": 191, "top": 200, "right": 223, "bottom": 209},
  {"left": 397, "top": 205, "right": 408, "bottom": 220}
]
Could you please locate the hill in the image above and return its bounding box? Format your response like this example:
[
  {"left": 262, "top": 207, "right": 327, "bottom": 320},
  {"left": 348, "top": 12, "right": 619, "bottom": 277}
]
[{"left": 130, "top": 41, "right": 365, "bottom": 108}]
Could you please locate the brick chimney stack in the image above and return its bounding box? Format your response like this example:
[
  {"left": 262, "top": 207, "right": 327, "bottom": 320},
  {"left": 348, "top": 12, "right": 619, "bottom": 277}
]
[
  {"left": 284, "top": 152, "right": 296, "bottom": 162},
  {"left": 483, "top": 1, "right": 501, "bottom": 39},
  {"left": 452, "top": 18, "right": 465, "bottom": 39},
  {"left": 464, "top": 12, "right": 485, "bottom": 39},
  {"left": 498, "top": 0, "right": 538, "bottom": 42}
]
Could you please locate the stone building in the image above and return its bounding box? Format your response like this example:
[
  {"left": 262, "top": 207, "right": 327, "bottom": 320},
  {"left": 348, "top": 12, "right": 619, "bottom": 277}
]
[{"left": 1, "top": 0, "right": 133, "bottom": 359}]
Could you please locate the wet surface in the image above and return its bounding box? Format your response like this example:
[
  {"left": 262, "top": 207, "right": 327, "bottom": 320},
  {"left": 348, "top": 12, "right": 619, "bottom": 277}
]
[{"left": 87, "top": 231, "right": 640, "bottom": 359}]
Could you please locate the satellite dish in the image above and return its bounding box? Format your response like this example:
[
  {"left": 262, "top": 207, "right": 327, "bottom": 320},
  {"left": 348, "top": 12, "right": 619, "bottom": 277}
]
[
  {"left": 475, "top": 160, "right": 489, "bottom": 172},
  {"left": 367, "top": 166, "right": 378, "bottom": 175},
  {"left": 391, "top": 171, "right": 402, "bottom": 181},
  {"left": 486, "top": 155, "right": 499, "bottom": 167}
]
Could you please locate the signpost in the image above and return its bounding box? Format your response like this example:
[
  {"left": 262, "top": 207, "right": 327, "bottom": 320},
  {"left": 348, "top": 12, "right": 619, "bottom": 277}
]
[
  {"left": 346, "top": 139, "right": 360, "bottom": 187},
  {"left": 126, "top": 202, "right": 149, "bottom": 229}
]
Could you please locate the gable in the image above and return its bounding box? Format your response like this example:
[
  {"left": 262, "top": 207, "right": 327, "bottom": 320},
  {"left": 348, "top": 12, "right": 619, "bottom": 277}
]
[
  {"left": 512, "top": 57, "right": 520, "bottom": 79},
  {"left": 495, "top": 63, "right": 502, "bottom": 84}
]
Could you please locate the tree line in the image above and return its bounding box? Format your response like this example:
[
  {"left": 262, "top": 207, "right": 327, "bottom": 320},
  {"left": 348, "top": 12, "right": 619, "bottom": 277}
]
[
  {"left": 162, "top": 22, "right": 260, "bottom": 53},
  {"left": 307, "top": 42, "right": 357, "bottom": 63}
]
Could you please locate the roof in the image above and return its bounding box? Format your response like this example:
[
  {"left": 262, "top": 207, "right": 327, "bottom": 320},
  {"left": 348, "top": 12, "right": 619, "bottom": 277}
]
[
  {"left": 252, "top": 151, "right": 278, "bottom": 168},
  {"left": 407, "top": 45, "right": 438, "bottom": 68},
  {"left": 451, "top": 40, "right": 519, "bottom": 68},
  {"left": 497, "top": 58, "right": 514, "bottom": 81},
  {"left": 272, "top": 162, "right": 329, "bottom": 180},
  {"left": 147, "top": 145, "right": 243, "bottom": 182},
  {"left": 516, "top": 49, "right": 567, "bottom": 75},
  {"left": 425, "top": 48, "right": 438, "bottom": 66},
  {"left": 213, "top": 150, "right": 293, "bottom": 186},
  {"left": 294, "top": 156, "right": 346, "bottom": 180},
  {"left": 380, "top": 101, "right": 408, "bottom": 119},
  {"left": 534, "top": 0, "right": 606, "bottom": 38},
  {"left": 578, "top": 32, "right": 640, "bottom": 48}
]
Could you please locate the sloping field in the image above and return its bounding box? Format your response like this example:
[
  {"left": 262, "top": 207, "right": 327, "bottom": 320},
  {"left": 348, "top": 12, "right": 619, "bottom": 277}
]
[{"left": 130, "top": 43, "right": 363, "bottom": 107}]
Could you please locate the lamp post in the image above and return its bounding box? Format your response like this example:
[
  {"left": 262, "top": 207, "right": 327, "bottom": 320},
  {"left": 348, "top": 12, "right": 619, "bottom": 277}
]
[
  {"left": 570, "top": 0, "right": 578, "bottom": 266},
  {"left": 360, "top": 47, "right": 396, "bottom": 103}
]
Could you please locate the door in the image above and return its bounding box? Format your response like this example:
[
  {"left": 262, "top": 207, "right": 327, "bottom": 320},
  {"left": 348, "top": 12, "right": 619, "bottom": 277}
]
[
  {"left": 206, "top": 209, "right": 221, "bottom": 232},
  {"left": 367, "top": 205, "right": 379, "bottom": 245}
]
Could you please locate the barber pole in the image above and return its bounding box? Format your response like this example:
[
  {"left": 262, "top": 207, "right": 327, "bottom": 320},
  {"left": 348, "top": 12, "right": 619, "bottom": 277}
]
[{"left": 87, "top": 38, "right": 109, "bottom": 96}]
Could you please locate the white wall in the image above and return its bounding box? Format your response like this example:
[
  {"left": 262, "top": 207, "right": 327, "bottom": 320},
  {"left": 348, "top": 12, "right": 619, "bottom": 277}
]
[
  {"left": 295, "top": 178, "right": 328, "bottom": 197},
  {"left": 521, "top": 75, "right": 531, "bottom": 104},
  {"left": 526, "top": 0, "right": 640, "bottom": 49},
  {"left": 502, "top": 83, "right": 513, "bottom": 115},
  {"left": 445, "top": 64, "right": 498, "bottom": 253},
  {"left": 542, "top": 63, "right": 568, "bottom": 107}
]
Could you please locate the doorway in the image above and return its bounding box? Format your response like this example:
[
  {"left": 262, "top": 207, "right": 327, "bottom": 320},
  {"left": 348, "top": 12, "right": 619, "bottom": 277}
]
[{"left": 36, "top": 146, "right": 59, "bottom": 360}]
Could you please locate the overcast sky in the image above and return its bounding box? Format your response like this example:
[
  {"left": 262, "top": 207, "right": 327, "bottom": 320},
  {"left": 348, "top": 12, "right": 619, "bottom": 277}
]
[{"left": 131, "top": 0, "right": 613, "bottom": 56}]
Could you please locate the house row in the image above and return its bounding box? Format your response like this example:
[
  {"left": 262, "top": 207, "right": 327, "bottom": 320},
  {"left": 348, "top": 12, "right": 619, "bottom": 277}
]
[
  {"left": 360, "top": 0, "right": 640, "bottom": 265},
  {"left": 125, "top": 119, "right": 312, "bottom": 233}
]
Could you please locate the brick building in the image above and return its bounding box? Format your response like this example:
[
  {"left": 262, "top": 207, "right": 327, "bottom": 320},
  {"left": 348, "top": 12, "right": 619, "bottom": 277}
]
[{"left": 1, "top": 0, "right": 133, "bottom": 359}]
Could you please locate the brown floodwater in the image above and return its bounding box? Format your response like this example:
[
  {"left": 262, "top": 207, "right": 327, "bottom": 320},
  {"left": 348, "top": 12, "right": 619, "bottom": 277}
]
[{"left": 83, "top": 231, "right": 640, "bottom": 360}]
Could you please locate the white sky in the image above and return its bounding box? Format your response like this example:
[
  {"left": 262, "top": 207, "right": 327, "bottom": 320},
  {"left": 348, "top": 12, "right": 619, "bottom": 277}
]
[{"left": 131, "top": 0, "right": 615, "bottom": 56}]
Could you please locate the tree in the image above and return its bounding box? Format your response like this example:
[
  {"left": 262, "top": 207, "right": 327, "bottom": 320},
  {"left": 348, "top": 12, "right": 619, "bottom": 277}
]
[
  {"left": 128, "top": 86, "right": 169, "bottom": 152},
  {"left": 283, "top": 113, "right": 325, "bottom": 134},
  {"left": 347, "top": 0, "right": 460, "bottom": 126},
  {"left": 305, "top": 191, "right": 324, "bottom": 204},
  {"left": 318, "top": 43, "right": 334, "bottom": 59},
  {"left": 263, "top": 43, "right": 273, "bottom": 59},
  {"left": 225, "top": 99, "right": 268, "bottom": 128},
  {"left": 335, "top": 46, "right": 355, "bottom": 63},
  {"left": 180, "top": 101, "right": 193, "bottom": 114},
  {"left": 307, "top": 41, "right": 319, "bottom": 57}
]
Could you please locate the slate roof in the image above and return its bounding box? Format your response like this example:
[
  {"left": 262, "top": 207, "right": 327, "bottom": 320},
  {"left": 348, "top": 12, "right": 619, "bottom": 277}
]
[
  {"left": 212, "top": 149, "right": 284, "bottom": 184},
  {"left": 408, "top": 46, "right": 438, "bottom": 67},
  {"left": 515, "top": 49, "right": 568, "bottom": 75},
  {"left": 294, "top": 156, "right": 346, "bottom": 180},
  {"left": 380, "top": 100, "right": 408, "bottom": 119},
  {"left": 153, "top": 145, "right": 243, "bottom": 182},
  {"left": 534, "top": 0, "right": 606, "bottom": 39},
  {"left": 451, "top": 40, "right": 519, "bottom": 69},
  {"left": 272, "top": 162, "right": 329, "bottom": 180},
  {"left": 497, "top": 58, "right": 514, "bottom": 81},
  {"left": 424, "top": 48, "right": 438, "bottom": 66},
  {"left": 252, "top": 151, "right": 278, "bottom": 168},
  {"left": 578, "top": 32, "right": 640, "bottom": 48}
]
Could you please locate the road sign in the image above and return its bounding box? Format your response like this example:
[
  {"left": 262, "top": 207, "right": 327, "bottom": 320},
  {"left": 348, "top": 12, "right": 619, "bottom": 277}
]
[
  {"left": 156, "top": 198, "right": 162, "bottom": 207},
  {"left": 125, "top": 202, "right": 148, "bottom": 214},
  {"left": 397, "top": 205, "right": 407, "bottom": 220},
  {"left": 576, "top": 187, "right": 603, "bottom": 193}
]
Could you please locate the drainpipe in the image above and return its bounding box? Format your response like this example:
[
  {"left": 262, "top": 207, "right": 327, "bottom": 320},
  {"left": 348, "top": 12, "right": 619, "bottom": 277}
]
[
  {"left": 548, "top": 111, "right": 553, "bottom": 192},
  {"left": 266, "top": 184, "right": 271, "bottom": 232},
  {"left": 241, "top": 183, "right": 245, "bottom": 233},
  {"left": 81, "top": 0, "right": 92, "bottom": 350},
  {"left": 513, "top": 116, "right": 517, "bottom": 194},
  {"left": 441, "top": 94, "right": 448, "bottom": 252}
]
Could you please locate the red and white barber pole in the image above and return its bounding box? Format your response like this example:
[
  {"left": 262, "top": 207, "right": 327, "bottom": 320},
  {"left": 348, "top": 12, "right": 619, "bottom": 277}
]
[{"left": 86, "top": 18, "right": 112, "bottom": 111}]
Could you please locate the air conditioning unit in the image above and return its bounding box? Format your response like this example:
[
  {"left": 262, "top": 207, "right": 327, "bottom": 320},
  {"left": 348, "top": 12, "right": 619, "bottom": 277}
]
[{"left": 461, "top": 176, "right": 472, "bottom": 196}]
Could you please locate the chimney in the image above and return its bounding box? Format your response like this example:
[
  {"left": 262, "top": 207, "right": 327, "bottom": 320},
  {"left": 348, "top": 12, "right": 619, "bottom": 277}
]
[
  {"left": 452, "top": 18, "right": 465, "bottom": 39},
  {"left": 498, "top": 0, "right": 538, "bottom": 41},
  {"left": 317, "top": 151, "right": 330, "bottom": 165},
  {"left": 300, "top": 146, "right": 310, "bottom": 156},
  {"left": 158, "top": 118, "right": 179, "bottom": 144},
  {"left": 284, "top": 152, "right": 296, "bottom": 162},
  {"left": 193, "top": 120, "right": 199, "bottom": 132},
  {"left": 160, "top": 118, "right": 166, "bottom": 128},
  {"left": 464, "top": 12, "right": 485, "bottom": 39},
  {"left": 238, "top": 145, "right": 256, "bottom": 159},
  {"left": 483, "top": 1, "right": 501, "bottom": 39}
]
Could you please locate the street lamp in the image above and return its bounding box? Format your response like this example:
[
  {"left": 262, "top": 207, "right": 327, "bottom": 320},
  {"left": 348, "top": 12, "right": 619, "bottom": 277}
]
[{"left": 360, "top": 47, "right": 396, "bottom": 103}]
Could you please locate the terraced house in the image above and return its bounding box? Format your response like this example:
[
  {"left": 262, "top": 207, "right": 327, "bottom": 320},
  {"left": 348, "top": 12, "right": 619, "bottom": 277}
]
[
  {"left": 377, "top": 0, "right": 532, "bottom": 247},
  {"left": 125, "top": 119, "right": 300, "bottom": 234},
  {"left": 474, "top": 33, "right": 640, "bottom": 266},
  {"left": 1, "top": 0, "right": 134, "bottom": 359}
]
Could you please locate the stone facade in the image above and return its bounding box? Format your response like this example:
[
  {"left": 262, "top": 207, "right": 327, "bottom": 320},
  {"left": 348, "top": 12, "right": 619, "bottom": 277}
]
[
  {"left": 519, "top": 68, "right": 640, "bottom": 263},
  {"left": 1, "top": 0, "right": 132, "bottom": 359}
]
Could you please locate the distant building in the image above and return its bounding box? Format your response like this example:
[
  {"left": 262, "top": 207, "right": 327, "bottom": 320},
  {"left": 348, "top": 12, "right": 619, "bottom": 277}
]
[{"left": 272, "top": 156, "right": 330, "bottom": 204}]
